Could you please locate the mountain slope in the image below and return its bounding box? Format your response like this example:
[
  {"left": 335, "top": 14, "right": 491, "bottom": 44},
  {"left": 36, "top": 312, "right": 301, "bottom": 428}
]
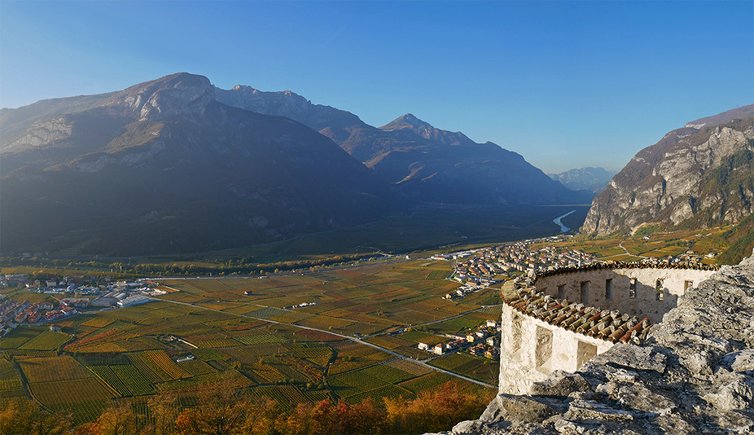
[
  {"left": 581, "top": 105, "right": 754, "bottom": 236},
  {"left": 549, "top": 167, "right": 616, "bottom": 193},
  {"left": 0, "top": 73, "right": 396, "bottom": 255},
  {"left": 216, "top": 87, "right": 589, "bottom": 205}
]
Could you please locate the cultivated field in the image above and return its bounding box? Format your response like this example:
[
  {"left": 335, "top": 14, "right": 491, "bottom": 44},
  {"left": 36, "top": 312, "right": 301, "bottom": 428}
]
[{"left": 0, "top": 259, "right": 498, "bottom": 423}]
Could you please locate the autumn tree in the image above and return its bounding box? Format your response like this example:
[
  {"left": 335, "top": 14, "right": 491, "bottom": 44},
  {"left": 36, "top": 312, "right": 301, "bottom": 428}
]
[{"left": 0, "top": 399, "right": 72, "bottom": 435}]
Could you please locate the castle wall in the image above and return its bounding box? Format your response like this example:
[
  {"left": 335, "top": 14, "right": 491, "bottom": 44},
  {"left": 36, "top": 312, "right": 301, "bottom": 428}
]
[
  {"left": 499, "top": 304, "right": 613, "bottom": 394},
  {"left": 534, "top": 268, "right": 714, "bottom": 323}
]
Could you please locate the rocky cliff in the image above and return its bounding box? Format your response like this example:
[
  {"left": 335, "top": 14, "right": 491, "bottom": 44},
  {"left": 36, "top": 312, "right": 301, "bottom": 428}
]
[
  {"left": 581, "top": 105, "right": 754, "bottom": 236},
  {"left": 449, "top": 251, "right": 754, "bottom": 434}
]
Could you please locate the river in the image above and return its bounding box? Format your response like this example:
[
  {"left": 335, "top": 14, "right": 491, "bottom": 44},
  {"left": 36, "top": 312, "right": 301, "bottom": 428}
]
[{"left": 553, "top": 210, "right": 576, "bottom": 233}]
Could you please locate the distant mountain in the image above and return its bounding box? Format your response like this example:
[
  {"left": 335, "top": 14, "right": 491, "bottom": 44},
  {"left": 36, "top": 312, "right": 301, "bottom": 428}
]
[
  {"left": 581, "top": 104, "right": 754, "bottom": 236},
  {"left": 216, "top": 86, "right": 589, "bottom": 205},
  {"left": 0, "top": 73, "right": 396, "bottom": 255},
  {"left": 549, "top": 167, "right": 616, "bottom": 193}
]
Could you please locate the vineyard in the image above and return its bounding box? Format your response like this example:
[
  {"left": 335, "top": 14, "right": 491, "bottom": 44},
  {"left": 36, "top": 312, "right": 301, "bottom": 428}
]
[{"left": 0, "top": 258, "right": 498, "bottom": 425}]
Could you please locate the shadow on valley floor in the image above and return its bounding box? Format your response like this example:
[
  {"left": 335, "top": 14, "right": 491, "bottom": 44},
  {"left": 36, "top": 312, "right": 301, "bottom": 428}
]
[{"left": 199, "top": 204, "right": 591, "bottom": 263}]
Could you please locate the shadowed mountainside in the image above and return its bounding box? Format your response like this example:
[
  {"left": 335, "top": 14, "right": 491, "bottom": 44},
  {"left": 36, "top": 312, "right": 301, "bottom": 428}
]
[
  {"left": 215, "top": 86, "right": 590, "bottom": 205},
  {"left": 0, "top": 73, "right": 397, "bottom": 255}
]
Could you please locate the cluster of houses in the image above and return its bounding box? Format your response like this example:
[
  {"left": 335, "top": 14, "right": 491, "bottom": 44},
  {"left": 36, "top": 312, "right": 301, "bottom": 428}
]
[
  {"left": 0, "top": 274, "right": 164, "bottom": 336},
  {"left": 451, "top": 242, "right": 598, "bottom": 282},
  {"left": 435, "top": 241, "right": 597, "bottom": 301},
  {"left": 0, "top": 298, "right": 77, "bottom": 337},
  {"left": 417, "top": 320, "right": 501, "bottom": 359}
]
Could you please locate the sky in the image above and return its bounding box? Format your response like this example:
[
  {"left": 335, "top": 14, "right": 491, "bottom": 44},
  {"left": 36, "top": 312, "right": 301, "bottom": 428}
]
[{"left": 1, "top": 1, "right": 752, "bottom": 173}]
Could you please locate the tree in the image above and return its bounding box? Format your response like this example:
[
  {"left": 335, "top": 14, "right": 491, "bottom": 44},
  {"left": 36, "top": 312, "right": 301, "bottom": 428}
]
[
  {"left": 79, "top": 400, "right": 138, "bottom": 435},
  {"left": 0, "top": 399, "right": 72, "bottom": 435}
]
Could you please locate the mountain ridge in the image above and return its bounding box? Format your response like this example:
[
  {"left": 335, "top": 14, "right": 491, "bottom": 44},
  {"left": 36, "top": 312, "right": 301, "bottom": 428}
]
[
  {"left": 581, "top": 104, "right": 754, "bottom": 236},
  {"left": 215, "top": 82, "right": 589, "bottom": 205},
  {"left": 0, "top": 73, "right": 398, "bottom": 255}
]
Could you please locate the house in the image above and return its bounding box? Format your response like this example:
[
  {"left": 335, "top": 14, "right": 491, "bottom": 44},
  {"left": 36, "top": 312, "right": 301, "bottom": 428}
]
[
  {"left": 175, "top": 354, "right": 195, "bottom": 363},
  {"left": 117, "top": 295, "right": 152, "bottom": 308},
  {"left": 417, "top": 342, "right": 429, "bottom": 351},
  {"left": 466, "top": 334, "right": 476, "bottom": 343},
  {"left": 433, "top": 344, "right": 444, "bottom": 355},
  {"left": 36, "top": 302, "right": 54, "bottom": 310},
  {"left": 486, "top": 336, "right": 497, "bottom": 346},
  {"left": 91, "top": 297, "right": 116, "bottom": 307},
  {"left": 60, "top": 298, "right": 89, "bottom": 309},
  {"left": 486, "top": 320, "right": 498, "bottom": 328}
]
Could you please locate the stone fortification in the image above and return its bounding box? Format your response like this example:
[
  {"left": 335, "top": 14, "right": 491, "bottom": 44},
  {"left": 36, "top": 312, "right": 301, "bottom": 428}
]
[
  {"left": 534, "top": 262, "right": 717, "bottom": 323},
  {"left": 450, "top": 253, "right": 754, "bottom": 434},
  {"left": 498, "top": 263, "right": 716, "bottom": 395}
]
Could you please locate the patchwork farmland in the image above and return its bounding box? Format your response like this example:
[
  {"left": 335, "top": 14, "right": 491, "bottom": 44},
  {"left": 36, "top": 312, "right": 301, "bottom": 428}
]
[{"left": 0, "top": 259, "right": 498, "bottom": 424}]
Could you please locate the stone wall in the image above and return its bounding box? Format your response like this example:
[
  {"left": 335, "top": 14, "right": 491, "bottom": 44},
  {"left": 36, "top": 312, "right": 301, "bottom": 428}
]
[
  {"left": 497, "top": 264, "right": 715, "bottom": 395},
  {"left": 499, "top": 304, "right": 613, "bottom": 394},
  {"left": 534, "top": 267, "right": 715, "bottom": 323},
  {"left": 450, "top": 254, "right": 754, "bottom": 434}
]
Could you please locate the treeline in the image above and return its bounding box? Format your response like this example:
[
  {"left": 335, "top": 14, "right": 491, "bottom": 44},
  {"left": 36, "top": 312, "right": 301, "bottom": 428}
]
[
  {"left": 0, "top": 253, "right": 384, "bottom": 279},
  {"left": 0, "top": 381, "right": 490, "bottom": 434}
]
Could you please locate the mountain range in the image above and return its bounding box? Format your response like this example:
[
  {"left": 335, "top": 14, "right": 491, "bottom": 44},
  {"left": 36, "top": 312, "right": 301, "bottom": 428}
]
[
  {"left": 582, "top": 104, "right": 754, "bottom": 237},
  {"left": 549, "top": 167, "right": 616, "bottom": 193},
  {"left": 0, "top": 73, "right": 585, "bottom": 255},
  {"left": 215, "top": 85, "right": 587, "bottom": 205},
  {"left": 0, "top": 74, "right": 397, "bottom": 254}
]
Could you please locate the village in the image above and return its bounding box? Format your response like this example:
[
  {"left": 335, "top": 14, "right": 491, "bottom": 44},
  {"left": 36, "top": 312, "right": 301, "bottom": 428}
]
[
  {"left": 0, "top": 274, "right": 162, "bottom": 337},
  {"left": 417, "top": 319, "right": 501, "bottom": 360},
  {"left": 432, "top": 238, "right": 599, "bottom": 301}
]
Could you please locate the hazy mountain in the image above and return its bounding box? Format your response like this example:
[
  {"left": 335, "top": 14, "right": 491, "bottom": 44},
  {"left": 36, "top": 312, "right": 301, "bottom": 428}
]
[
  {"left": 0, "top": 73, "right": 396, "bottom": 255},
  {"left": 581, "top": 104, "right": 754, "bottom": 236},
  {"left": 549, "top": 167, "right": 616, "bottom": 193},
  {"left": 216, "top": 87, "right": 590, "bottom": 205}
]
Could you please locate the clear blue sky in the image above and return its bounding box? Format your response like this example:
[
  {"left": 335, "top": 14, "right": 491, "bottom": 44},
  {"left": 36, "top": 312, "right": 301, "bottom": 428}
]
[{"left": 1, "top": 1, "right": 752, "bottom": 172}]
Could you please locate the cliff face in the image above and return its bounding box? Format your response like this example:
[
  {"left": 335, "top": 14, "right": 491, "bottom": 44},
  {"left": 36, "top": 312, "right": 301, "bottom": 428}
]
[
  {"left": 581, "top": 105, "right": 754, "bottom": 236},
  {"left": 450, "top": 252, "right": 754, "bottom": 434}
]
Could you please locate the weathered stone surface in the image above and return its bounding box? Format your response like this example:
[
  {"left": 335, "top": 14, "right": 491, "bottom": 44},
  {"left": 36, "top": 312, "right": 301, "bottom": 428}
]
[
  {"left": 447, "top": 253, "right": 754, "bottom": 434},
  {"left": 529, "top": 372, "right": 591, "bottom": 397},
  {"left": 722, "top": 349, "right": 754, "bottom": 372},
  {"left": 594, "top": 344, "right": 667, "bottom": 374}
]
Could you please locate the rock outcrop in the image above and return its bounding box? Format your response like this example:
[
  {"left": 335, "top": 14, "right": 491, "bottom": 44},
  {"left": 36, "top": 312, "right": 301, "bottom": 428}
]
[
  {"left": 450, "top": 252, "right": 754, "bottom": 434},
  {"left": 581, "top": 105, "right": 754, "bottom": 236}
]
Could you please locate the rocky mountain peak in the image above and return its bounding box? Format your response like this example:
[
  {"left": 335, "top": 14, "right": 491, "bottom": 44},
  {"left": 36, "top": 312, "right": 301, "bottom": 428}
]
[
  {"left": 581, "top": 105, "right": 754, "bottom": 236},
  {"left": 380, "top": 113, "right": 433, "bottom": 131},
  {"left": 116, "top": 72, "right": 215, "bottom": 121},
  {"left": 684, "top": 103, "right": 754, "bottom": 129}
]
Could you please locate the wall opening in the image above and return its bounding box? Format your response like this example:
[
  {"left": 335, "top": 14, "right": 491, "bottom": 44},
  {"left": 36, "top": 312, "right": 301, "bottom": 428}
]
[
  {"left": 576, "top": 340, "right": 598, "bottom": 369},
  {"left": 605, "top": 278, "right": 613, "bottom": 300},
  {"left": 511, "top": 313, "right": 522, "bottom": 354},
  {"left": 535, "top": 326, "right": 553, "bottom": 370},
  {"left": 580, "top": 281, "right": 590, "bottom": 304},
  {"left": 629, "top": 278, "right": 637, "bottom": 298},
  {"left": 656, "top": 279, "right": 665, "bottom": 301},
  {"left": 684, "top": 280, "right": 694, "bottom": 291},
  {"left": 557, "top": 284, "right": 566, "bottom": 300}
]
